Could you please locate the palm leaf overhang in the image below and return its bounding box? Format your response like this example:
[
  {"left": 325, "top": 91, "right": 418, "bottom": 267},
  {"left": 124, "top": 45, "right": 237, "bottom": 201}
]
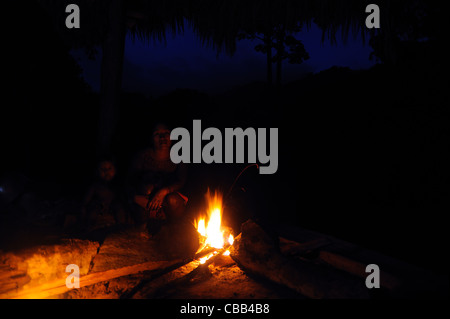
[{"left": 37, "top": 0, "right": 418, "bottom": 56}]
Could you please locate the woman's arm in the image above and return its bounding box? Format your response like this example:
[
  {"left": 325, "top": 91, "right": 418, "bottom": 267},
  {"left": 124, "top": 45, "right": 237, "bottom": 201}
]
[{"left": 147, "top": 163, "right": 187, "bottom": 211}]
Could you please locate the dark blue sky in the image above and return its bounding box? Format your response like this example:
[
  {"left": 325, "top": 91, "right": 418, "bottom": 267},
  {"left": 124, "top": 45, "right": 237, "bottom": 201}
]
[{"left": 71, "top": 22, "right": 376, "bottom": 97}]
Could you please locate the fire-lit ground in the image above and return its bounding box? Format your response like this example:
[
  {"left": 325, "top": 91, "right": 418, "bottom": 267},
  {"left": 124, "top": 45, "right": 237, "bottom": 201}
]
[
  {"left": 130, "top": 255, "right": 304, "bottom": 299},
  {"left": 0, "top": 189, "right": 447, "bottom": 299},
  {"left": 1, "top": 219, "right": 447, "bottom": 299},
  {"left": 63, "top": 190, "right": 303, "bottom": 299},
  {"left": 0, "top": 189, "right": 302, "bottom": 299},
  {"left": 64, "top": 234, "right": 304, "bottom": 299},
  {"left": 0, "top": 227, "right": 303, "bottom": 299}
]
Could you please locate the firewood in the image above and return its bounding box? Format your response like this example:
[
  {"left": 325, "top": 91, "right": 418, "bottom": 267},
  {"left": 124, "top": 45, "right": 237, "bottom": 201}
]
[
  {"left": 138, "top": 247, "right": 230, "bottom": 299},
  {"left": 279, "top": 237, "right": 331, "bottom": 256},
  {"left": 0, "top": 233, "right": 218, "bottom": 300},
  {"left": 0, "top": 238, "right": 99, "bottom": 298},
  {"left": 1, "top": 260, "right": 179, "bottom": 299},
  {"left": 230, "top": 219, "right": 371, "bottom": 299},
  {"left": 319, "top": 250, "right": 401, "bottom": 290}
]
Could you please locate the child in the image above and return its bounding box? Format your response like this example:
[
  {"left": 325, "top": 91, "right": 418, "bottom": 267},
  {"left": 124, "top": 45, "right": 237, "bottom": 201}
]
[{"left": 81, "top": 159, "right": 123, "bottom": 231}]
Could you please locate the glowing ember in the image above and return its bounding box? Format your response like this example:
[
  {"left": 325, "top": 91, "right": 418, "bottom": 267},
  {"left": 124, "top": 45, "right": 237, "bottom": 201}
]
[
  {"left": 228, "top": 234, "right": 234, "bottom": 245},
  {"left": 195, "top": 189, "right": 234, "bottom": 261},
  {"left": 199, "top": 253, "right": 215, "bottom": 264}
]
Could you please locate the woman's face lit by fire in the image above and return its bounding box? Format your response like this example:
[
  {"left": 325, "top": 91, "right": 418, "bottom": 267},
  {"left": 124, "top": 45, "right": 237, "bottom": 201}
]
[
  {"left": 98, "top": 161, "right": 116, "bottom": 182},
  {"left": 152, "top": 124, "right": 171, "bottom": 151}
]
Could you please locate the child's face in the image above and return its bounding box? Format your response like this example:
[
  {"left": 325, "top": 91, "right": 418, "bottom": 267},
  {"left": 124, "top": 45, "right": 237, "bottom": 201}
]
[{"left": 99, "top": 161, "right": 116, "bottom": 181}]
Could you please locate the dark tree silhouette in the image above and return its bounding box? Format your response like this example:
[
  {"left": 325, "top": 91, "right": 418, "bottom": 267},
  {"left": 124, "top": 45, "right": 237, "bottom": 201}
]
[
  {"left": 97, "top": 0, "right": 126, "bottom": 159},
  {"left": 239, "top": 25, "right": 309, "bottom": 88},
  {"left": 368, "top": 1, "right": 441, "bottom": 67},
  {"left": 238, "top": 32, "right": 274, "bottom": 86},
  {"left": 276, "top": 26, "right": 310, "bottom": 88},
  {"left": 3, "top": 1, "right": 93, "bottom": 177}
]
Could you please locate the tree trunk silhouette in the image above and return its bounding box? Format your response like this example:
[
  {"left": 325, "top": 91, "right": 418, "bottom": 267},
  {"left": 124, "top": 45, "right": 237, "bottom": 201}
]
[
  {"left": 275, "top": 27, "right": 285, "bottom": 88},
  {"left": 97, "top": 0, "right": 126, "bottom": 158},
  {"left": 264, "top": 35, "right": 273, "bottom": 87},
  {"left": 276, "top": 53, "right": 282, "bottom": 88}
]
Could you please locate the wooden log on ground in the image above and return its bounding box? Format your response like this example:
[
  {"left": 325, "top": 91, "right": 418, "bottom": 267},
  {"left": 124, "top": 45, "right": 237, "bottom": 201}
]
[
  {"left": 1, "top": 259, "right": 179, "bottom": 299},
  {"left": 319, "top": 250, "right": 402, "bottom": 290},
  {"left": 279, "top": 237, "right": 331, "bottom": 256},
  {"left": 150, "top": 248, "right": 229, "bottom": 297},
  {"left": 273, "top": 222, "right": 445, "bottom": 298},
  {"left": 230, "top": 219, "right": 371, "bottom": 299},
  {"left": 319, "top": 249, "right": 448, "bottom": 298},
  {"left": 0, "top": 267, "right": 30, "bottom": 294},
  {"left": 121, "top": 247, "right": 222, "bottom": 299},
  {"left": 0, "top": 239, "right": 99, "bottom": 297}
]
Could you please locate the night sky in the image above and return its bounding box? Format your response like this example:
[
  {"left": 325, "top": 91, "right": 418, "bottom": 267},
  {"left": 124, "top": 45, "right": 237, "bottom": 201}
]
[{"left": 72, "top": 22, "right": 376, "bottom": 97}]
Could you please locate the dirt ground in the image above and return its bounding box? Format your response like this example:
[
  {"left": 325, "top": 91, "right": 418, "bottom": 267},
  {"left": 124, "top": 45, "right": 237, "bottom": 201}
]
[
  {"left": 61, "top": 257, "right": 305, "bottom": 299},
  {"left": 0, "top": 221, "right": 305, "bottom": 299},
  {"left": 57, "top": 229, "right": 305, "bottom": 299}
]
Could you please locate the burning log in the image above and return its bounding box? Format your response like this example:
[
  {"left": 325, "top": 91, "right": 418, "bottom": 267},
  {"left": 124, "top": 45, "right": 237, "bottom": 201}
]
[
  {"left": 123, "top": 190, "right": 237, "bottom": 298},
  {"left": 120, "top": 246, "right": 225, "bottom": 299},
  {"left": 230, "top": 220, "right": 371, "bottom": 299},
  {"left": 132, "top": 246, "right": 231, "bottom": 299}
]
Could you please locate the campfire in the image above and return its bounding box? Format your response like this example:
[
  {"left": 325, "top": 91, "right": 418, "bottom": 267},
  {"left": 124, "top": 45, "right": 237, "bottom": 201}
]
[
  {"left": 0, "top": 187, "right": 428, "bottom": 299},
  {"left": 194, "top": 189, "right": 234, "bottom": 264}
]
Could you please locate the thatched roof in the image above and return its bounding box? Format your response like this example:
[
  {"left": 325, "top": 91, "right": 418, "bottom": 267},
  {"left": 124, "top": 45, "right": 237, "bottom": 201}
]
[{"left": 37, "top": 0, "right": 419, "bottom": 55}]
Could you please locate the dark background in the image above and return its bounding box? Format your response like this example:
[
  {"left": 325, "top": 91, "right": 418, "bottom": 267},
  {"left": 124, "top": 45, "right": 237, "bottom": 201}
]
[{"left": 1, "top": 1, "right": 448, "bottom": 275}]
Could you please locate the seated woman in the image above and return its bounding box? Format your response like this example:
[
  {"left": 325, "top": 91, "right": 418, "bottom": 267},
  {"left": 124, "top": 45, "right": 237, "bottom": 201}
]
[{"left": 127, "top": 123, "right": 188, "bottom": 234}]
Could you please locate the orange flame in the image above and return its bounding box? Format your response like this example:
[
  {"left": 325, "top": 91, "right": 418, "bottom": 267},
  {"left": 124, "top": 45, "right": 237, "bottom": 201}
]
[{"left": 195, "top": 189, "right": 234, "bottom": 262}]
